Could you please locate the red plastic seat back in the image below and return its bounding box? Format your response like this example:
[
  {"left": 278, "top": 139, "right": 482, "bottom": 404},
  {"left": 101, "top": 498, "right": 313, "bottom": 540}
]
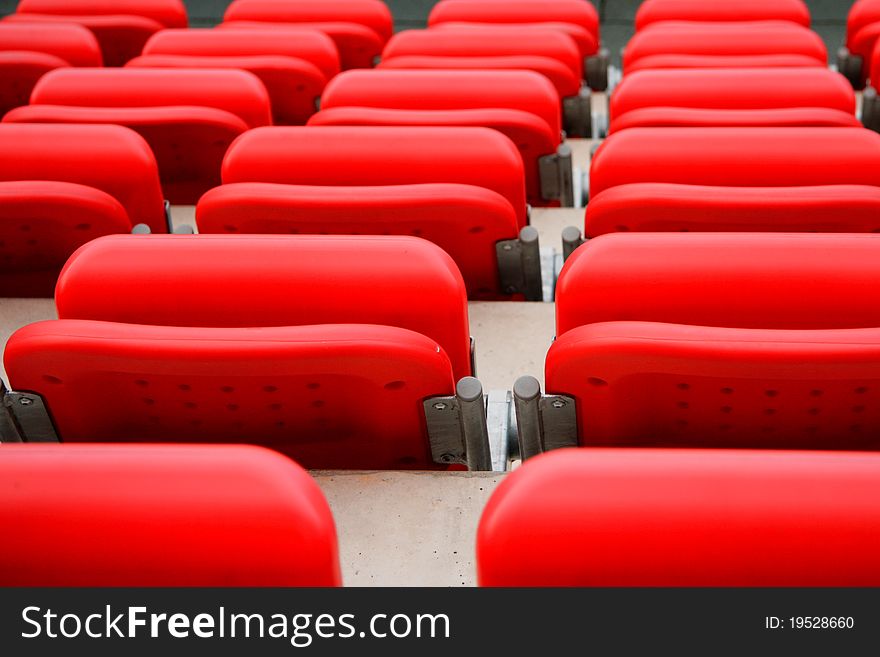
[
  {"left": 635, "top": 0, "right": 810, "bottom": 31},
  {"left": 0, "top": 444, "right": 340, "bottom": 586},
  {"left": 219, "top": 19, "right": 381, "bottom": 70},
  {"left": 11, "top": 1, "right": 187, "bottom": 66},
  {"left": 0, "top": 181, "right": 132, "bottom": 297},
  {"left": 428, "top": 0, "right": 599, "bottom": 42},
  {"left": 608, "top": 107, "right": 859, "bottom": 132},
  {"left": 15, "top": 0, "right": 187, "bottom": 28},
  {"left": 547, "top": 321, "right": 880, "bottom": 449},
  {"left": 222, "top": 126, "right": 528, "bottom": 227},
  {"left": 5, "top": 320, "right": 455, "bottom": 469},
  {"left": 0, "top": 23, "right": 102, "bottom": 116},
  {"left": 29, "top": 67, "right": 272, "bottom": 129},
  {"left": 382, "top": 27, "right": 583, "bottom": 81},
  {"left": 126, "top": 54, "right": 325, "bottom": 126},
  {"left": 848, "top": 0, "right": 880, "bottom": 46},
  {"left": 623, "top": 22, "right": 826, "bottom": 72},
  {"left": 308, "top": 107, "right": 556, "bottom": 208},
  {"left": 478, "top": 448, "right": 880, "bottom": 586},
  {"left": 197, "top": 182, "right": 518, "bottom": 299},
  {"left": 0, "top": 123, "right": 165, "bottom": 232},
  {"left": 610, "top": 68, "right": 855, "bottom": 118},
  {"left": 224, "top": 0, "right": 392, "bottom": 44},
  {"left": 589, "top": 127, "right": 880, "bottom": 197},
  {"left": 557, "top": 233, "right": 880, "bottom": 335},
  {"left": 378, "top": 54, "right": 581, "bottom": 99},
  {"left": 0, "top": 21, "right": 102, "bottom": 66},
  {"left": 585, "top": 184, "right": 880, "bottom": 236},
  {"left": 56, "top": 234, "right": 473, "bottom": 380},
  {"left": 433, "top": 20, "right": 597, "bottom": 59},
  {"left": 142, "top": 27, "right": 340, "bottom": 80},
  {"left": 12, "top": 68, "right": 272, "bottom": 203},
  {"left": 321, "top": 69, "right": 561, "bottom": 137}
]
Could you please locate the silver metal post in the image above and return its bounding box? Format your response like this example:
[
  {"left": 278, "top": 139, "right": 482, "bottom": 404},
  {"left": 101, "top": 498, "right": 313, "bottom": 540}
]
[
  {"left": 456, "top": 377, "right": 492, "bottom": 471},
  {"left": 562, "top": 226, "right": 584, "bottom": 261},
  {"left": 519, "top": 226, "right": 543, "bottom": 301},
  {"left": 513, "top": 376, "right": 544, "bottom": 461}
]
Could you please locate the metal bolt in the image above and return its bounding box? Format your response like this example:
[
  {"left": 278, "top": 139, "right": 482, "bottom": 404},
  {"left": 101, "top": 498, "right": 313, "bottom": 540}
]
[
  {"left": 18, "top": 397, "right": 33, "bottom": 406},
  {"left": 440, "top": 454, "right": 456, "bottom": 463},
  {"left": 551, "top": 399, "right": 566, "bottom": 409},
  {"left": 433, "top": 402, "right": 447, "bottom": 411},
  {"left": 502, "top": 244, "right": 513, "bottom": 251}
]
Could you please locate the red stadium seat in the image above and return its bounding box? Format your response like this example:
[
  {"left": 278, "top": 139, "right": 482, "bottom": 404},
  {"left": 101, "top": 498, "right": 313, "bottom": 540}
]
[
  {"left": 8, "top": 0, "right": 187, "bottom": 66},
  {"left": 5, "top": 68, "right": 272, "bottom": 203},
  {"left": 0, "top": 444, "right": 340, "bottom": 586},
  {"left": 623, "top": 22, "right": 826, "bottom": 73},
  {"left": 196, "top": 183, "right": 521, "bottom": 300},
  {"left": 382, "top": 27, "right": 583, "bottom": 82},
  {"left": 222, "top": 0, "right": 392, "bottom": 69},
  {"left": 426, "top": 1, "right": 604, "bottom": 89},
  {"left": 589, "top": 127, "right": 880, "bottom": 197},
  {"left": 635, "top": 0, "right": 811, "bottom": 31},
  {"left": 129, "top": 28, "right": 341, "bottom": 125},
  {"left": 841, "top": 0, "right": 880, "bottom": 87},
  {"left": 55, "top": 234, "right": 473, "bottom": 381},
  {"left": 222, "top": 126, "right": 529, "bottom": 227},
  {"left": 0, "top": 123, "right": 166, "bottom": 296},
  {"left": 609, "top": 68, "right": 856, "bottom": 133},
  {"left": 428, "top": 0, "right": 599, "bottom": 44},
  {"left": 312, "top": 69, "right": 571, "bottom": 204},
  {"left": 550, "top": 233, "right": 880, "bottom": 450},
  {"left": 0, "top": 23, "right": 101, "bottom": 118},
  {"left": 478, "top": 448, "right": 880, "bottom": 586},
  {"left": 5, "top": 235, "right": 474, "bottom": 470},
  {"left": 585, "top": 184, "right": 880, "bottom": 235},
  {"left": 219, "top": 20, "right": 381, "bottom": 70}
]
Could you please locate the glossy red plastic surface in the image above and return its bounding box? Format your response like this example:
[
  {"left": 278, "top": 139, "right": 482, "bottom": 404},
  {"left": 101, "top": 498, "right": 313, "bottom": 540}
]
[
  {"left": 623, "top": 22, "right": 826, "bottom": 72},
  {"left": 197, "top": 183, "right": 518, "bottom": 300},
  {"left": 143, "top": 27, "right": 340, "bottom": 79},
  {"left": 635, "top": 0, "right": 810, "bottom": 30},
  {"left": 219, "top": 19, "right": 382, "bottom": 70},
  {"left": 383, "top": 27, "right": 583, "bottom": 80},
  {"left": 5, "top": 321, "right": 455, "bottom": 469},
  {"left": 478, "top": 448, "right": 880, "bottom": 586},
  {"left": 610, "top": 68, "right": 855, "bottom": 118},
  {"left": 16, "top": 0, "right": 187, "bottom": 28},
  {"left": 224, "top": 0, "right": 393, "bottom": 43},
  {"left": 428, "top": 0, "right": 599, "bottom": 42},
  {"left": 627, "top": 53, "right": 823, "bottom": 72},
  {"left": 56, "top": 234, "right": 472, "bottom": 380},
  {"left": 0, "top": 21, "right": 102, "bottom": 66},
  {"left": 585, "top": 184, "right": 880, "bottom": 235},
  {"left": 608, "top": 107, "right": 859, "bottom": 132},
  {"left": 547, "top": 322, "right": 880, "bottom": 449},
  {"left": 434, "top": 20, "right": 596, "bottom": 59},
  {"left": 378, "top": 54, "right": 580, "bottom": 98},
  {"left": 11, "top": 68, "right": 271, "bottom": 203},
  {"left": 9, "top": 0, "right": 186, "bottom": 66},
  {"left": 0, "top": 123, "right": 165, "bottom": 232},
  {"left": 589, "top": 127, "right": 880, "bottom": 197},
  {"left": 321, "top": 69, "right": 561, "bottom": 137},
  {"left": 0, "top": 181, "right": 132, "bottom": 297},
  {"left": 222, "top": 126, "right": 528, "bottom": 227},
  {"left": 0, "top": 444, "right": 340, "bottom": 586},
  {"left": 127, "top": 53, "right": 325, "bottom": 125},
  {"left": 848, "top": 0, "right": 880, "bottom": 45},
  {"left": 556, "top": 233, "right": 880, "bottom": 335}
]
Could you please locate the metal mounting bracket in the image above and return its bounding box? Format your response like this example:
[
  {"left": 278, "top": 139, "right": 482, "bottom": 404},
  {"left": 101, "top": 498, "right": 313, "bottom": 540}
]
[
  {"left": 496, "top": 226, "right": 544, "bottom": 301},
  {"left": 1, "top": 381, "right": 58, "bottom": 443},
  {"left": 562, "top": 226, "right": 586, "bottom": 261},
  {"left": 512, "top": 376, "right": 577, "bottom": 461},
  {"left": 423, "top": 377, "right": 492, "bottom": 471},
  {"left": 862, "top": 86, "right": 880, "bottom": 132},
  {"left": 562, "top": 88, "right": 593, "bottom": 138},
  {"left": 585, "top": 47, "right": 610, "bottom": 92},
  {"left": 539, "top": 143, "right": 574, "bottom": 207},
  {"left": 837, "top": 46, "right": 865, "bottom": 90},
  {"left": 164, "top": 200, "right": 173, "bottom": 233}
]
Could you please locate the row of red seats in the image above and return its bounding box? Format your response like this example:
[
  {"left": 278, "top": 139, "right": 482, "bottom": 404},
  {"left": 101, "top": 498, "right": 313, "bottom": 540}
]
[{"left": 484, "top": 0, "right": 880, "bottom": 586}]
